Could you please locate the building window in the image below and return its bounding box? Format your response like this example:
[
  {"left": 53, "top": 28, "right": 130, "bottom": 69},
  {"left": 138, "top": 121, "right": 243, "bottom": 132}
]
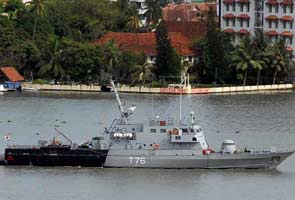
[
  {"left": 240, "top": 19, "right": 243, "bottom": 27},
  {"left": 240, "top": 3, "right": 243, "bottom": 12},
  {"left": 232, "top": 3, "right": 235, "bottom": 12},
  {"left": 226, "top": 19, "right": 229, "bottom": 26},
  {"left": 269, "top": 5, "right": 272, "bottom": 13},
  {"left": 150, "top": 129, "right": 156, "bottom": 133},
  {"left": 276, "top": 21, "right": 278, "bottom": 28},
  {"left": 290, "top": 37, "right": 293, "bottom": 45},
  {"left": 226, "top": 3, "right": 229, "bottom": 11},
  {"left": 290, "top": 22, "right": 293, "bottom": 29},
  {"left": 269, "top": 21, "right": 272, "bottom": 28},
  {"left": 284, "top": 5, "right": 287, "bottom": 13},
  {"left": 275, "top": 5, "right": 279, "bottom": 13},
  {"left": 291, "top": 6, "right": 293, "bottom": 13},
  {"left": 232, "top": 19, "right": 235, "bottom": 26},
  {"left": 283, "top": 21, "right": 287, "bottom": 29},
  {"left": 247, "top": 4, "right": 250, "bottom": 12}
]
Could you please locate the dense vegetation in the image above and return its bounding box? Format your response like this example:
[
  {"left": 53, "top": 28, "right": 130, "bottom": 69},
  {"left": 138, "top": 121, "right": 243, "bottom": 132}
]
[{"left": 0, "top": 0, "right": 293, "bottom": 86}]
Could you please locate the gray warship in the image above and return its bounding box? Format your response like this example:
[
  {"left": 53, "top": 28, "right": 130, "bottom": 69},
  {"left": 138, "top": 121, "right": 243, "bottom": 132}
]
[
  {"left": 99, "top": 80, "right": 294, "bottom": 169},
  {"left": 2, "top": 80, "right": 294, "bottom": 168}
]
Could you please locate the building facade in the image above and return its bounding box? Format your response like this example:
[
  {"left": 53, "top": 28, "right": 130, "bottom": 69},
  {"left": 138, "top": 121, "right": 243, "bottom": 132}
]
[{"left": 219, "top": 0, "right": 294, "bottom": 54}]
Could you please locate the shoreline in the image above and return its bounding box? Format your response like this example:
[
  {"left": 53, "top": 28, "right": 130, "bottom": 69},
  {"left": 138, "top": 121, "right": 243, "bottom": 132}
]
[{"left": 22, "top": 83, "right": 294, "bottom": 94}]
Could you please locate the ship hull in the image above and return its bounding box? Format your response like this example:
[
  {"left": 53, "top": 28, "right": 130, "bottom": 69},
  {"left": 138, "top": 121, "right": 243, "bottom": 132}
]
[
  {"left": 104, "top": 150, "right": 294, "bottom": 169},
  {"left": 4, "top": 147, "right": 108, "bottom": 167}
]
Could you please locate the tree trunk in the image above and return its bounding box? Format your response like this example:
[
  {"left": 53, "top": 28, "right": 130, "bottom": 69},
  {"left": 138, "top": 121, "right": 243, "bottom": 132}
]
[
  {"left": 243, "top": 70, "right": 247, "bottom": 86},
  {"left": 214, "top": 67, "right": 218, "bottom": 84},
  {"left": 273, "top": 69, "right": 278, "bottom": 85},
  {"left": 256, "top": 70, "right": 261, "bottom": 86},
  {"left": 32, "top": 16, "right": 38, "bottom": 40}
]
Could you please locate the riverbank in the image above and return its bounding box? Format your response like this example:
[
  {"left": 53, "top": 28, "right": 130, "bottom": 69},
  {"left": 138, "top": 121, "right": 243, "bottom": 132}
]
[{"left": 22, "top": 83, "right": 294, "bottom": 94}]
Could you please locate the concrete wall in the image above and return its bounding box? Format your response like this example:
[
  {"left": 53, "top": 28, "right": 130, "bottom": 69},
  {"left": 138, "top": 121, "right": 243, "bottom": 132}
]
[{"left": 22, "top": 83, "right": 294, "bottom": 94}]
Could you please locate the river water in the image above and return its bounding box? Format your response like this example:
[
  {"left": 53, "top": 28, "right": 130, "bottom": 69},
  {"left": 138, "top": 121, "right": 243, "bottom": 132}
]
[{"left": 0, "top": 91, "right": 295, "bottom": 200}]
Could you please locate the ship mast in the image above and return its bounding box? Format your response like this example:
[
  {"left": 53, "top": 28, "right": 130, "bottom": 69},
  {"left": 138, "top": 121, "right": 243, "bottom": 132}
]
[{"left": 110, "top": 79, "right": 128, "bottom": 124}]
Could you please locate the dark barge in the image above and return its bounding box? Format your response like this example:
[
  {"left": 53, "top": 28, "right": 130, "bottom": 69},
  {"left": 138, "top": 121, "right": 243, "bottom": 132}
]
[
  {"left": 4, "top": 145, "right": 108, "bottom": 167},
  {"left": 2, "top": 129, "right": 108, "bottom": 167}
]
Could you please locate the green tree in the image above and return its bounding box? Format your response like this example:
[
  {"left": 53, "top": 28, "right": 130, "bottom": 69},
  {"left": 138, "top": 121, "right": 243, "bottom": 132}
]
[
  {"left": 101, "top": 40, "right": 122, "bottom": 80},
  {"left": 132, "top": 61, "right": 154, "bottom": 86},
  {"left": 61, "top": 40, "right": 101, "bottom": 83},
  {"left": 230, "top": 37, "right": 266, "bottom": 86},
  {"left": 127, "top": 15, "right": 142, "bottom": 32},
  {"left": 26, "top": 0, "right": 46, "bottom": 40},
  {"left": 267, "top": 40, "right": 290, "bottom": 84},
  {"left": 145, "top": 0, "right": 162, "bottom": 30},
  {"left": 155, "top": 21, "right": 181, "bottom": 79},
  {"left": 39, "top": 35, "right": 64, "bottom": 82},
  {"left": 4, "top": 0, "right": 25, "bottom": 20}
]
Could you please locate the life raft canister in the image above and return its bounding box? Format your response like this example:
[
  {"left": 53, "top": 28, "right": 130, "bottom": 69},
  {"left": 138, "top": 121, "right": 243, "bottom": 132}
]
[
  {"left": 159, "top": 120, "right": 166, "bottom": 126},
  {"left": 153, "top": 144, "right": 160, "bottom": 150}
]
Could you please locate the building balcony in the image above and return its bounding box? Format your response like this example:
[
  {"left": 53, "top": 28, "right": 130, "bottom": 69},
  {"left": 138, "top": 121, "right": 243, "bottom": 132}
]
[
  {"left": 265, "top": 15, "right": 279, "bottom": 21},
  {"left": 223, "top": 13, "right": 236, "bottom": 19},
  {"left": 281, "top": 16, "right": 294, "bottom": 22}
]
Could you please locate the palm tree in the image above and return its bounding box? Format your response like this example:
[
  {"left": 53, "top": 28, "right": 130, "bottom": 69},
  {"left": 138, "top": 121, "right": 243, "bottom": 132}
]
[
  {"left": 101, "top": 40, "right": 122, "bottom": 79},
  {"left": 39, "top": 35, "right": 64, "bottom": 83},
  {"left": 131, "top": 61, "right": 154, "bottom": 86},
  {"left": 127, "top": 15, "right": 142, "bottom": 32},
  {"left": 26, "top": 0, "right": 46, "bottom": 40},
  {"left": 145, "top": 0, "right": 162, "bottom": 30},
  {"left": 268, "top": 40, "right": 289, "bottom": 84},
  {"left": 230, "top": 38, "right": 266, "bottom": 86}
]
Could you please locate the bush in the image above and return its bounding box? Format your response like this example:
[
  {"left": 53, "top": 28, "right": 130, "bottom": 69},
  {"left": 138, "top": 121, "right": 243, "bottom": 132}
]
[{"left": 34, "top": 79, "right": 46, "bottom": 84}]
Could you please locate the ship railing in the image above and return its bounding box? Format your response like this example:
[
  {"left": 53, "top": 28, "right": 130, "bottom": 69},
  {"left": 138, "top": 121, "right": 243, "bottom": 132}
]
[
  {"left": 236, "top": 145, "right": 294, "bottom": 153},
  {"left": 6, "top": 145, "right": 40, "bottom": 149},
  {"left": 148, "top": 117, "right": 175, "bottom": 126}
]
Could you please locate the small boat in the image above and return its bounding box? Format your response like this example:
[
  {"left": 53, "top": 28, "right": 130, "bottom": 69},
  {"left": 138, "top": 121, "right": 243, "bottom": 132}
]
[
  {"left": 21, "top": 86, "right": 39, "bottom": 92},
  {"left": 0, "top": 85, "right": 8, "bottom": 92}
]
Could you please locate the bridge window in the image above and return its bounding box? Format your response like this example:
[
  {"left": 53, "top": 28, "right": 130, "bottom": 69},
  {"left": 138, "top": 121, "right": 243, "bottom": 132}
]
[
  {"left": 160, "top": 129, "right": 166, "bottom": 133},
  {"left": 175, "top": 136, "right": 181, "bottom": 140},
  {"left": 182, "top": 128, "right": 188, "bottom": 133},
  {"left": 150, "top": 129, "right": 156, "bottom": 133}
]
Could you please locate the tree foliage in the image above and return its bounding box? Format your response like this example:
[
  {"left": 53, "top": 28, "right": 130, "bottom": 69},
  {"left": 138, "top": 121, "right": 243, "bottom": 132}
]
[{"left": 155, "top": 21, "right": 181, "bottom": 79}]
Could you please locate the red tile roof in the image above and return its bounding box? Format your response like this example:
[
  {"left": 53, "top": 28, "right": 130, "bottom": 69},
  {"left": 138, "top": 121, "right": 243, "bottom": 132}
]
[
  {"left": 223, "top": 28, "right": 235, "bottom": 33},
  {"left": 165, "top": 21, "right": 207, "bottom": 40},
  {"left": 280, "top": 31, "right": 293, "bottom": 37},
  {"left": 237, "top": 14, "right": 250, "bottom": 19},
  {"left": 92, "top": 32, "right": 195, "bottom": 56},
  {"left": 281, "top": 16, "right": 294, "bottom": 21},
  {"left": 223, "top": 13, "right": 235, "bottom": 18},
  {"left": 0, "top": 67, "right": 24, "bottom": 82},
  {"left": 162, "top": 3, "right": 215, "bottom": 22},
  {"left": 266, "top": 30, "right": 279, "bottom": 36},
  {"left": 266, "top": 15, "right": 279, "bottom": 20}
]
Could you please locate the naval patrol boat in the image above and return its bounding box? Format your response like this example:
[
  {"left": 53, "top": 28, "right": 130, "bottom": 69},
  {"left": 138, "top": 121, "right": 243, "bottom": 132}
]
[{"left": 2, "top": 80, "right": 294, "bottom": 168}]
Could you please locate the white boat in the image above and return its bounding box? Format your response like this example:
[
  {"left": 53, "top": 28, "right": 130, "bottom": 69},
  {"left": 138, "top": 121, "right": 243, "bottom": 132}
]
[
  {"left": 0, "top": 85, "right": 8, "bottom": 92},
  {"left": 21, "top": 86, "right": 39, "bottom": 92}
]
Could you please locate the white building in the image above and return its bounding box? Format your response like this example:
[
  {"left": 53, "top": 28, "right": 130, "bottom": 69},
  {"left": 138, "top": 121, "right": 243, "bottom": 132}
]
[{"left": 219, "top": 0, "right": 294, "bottom": 54}]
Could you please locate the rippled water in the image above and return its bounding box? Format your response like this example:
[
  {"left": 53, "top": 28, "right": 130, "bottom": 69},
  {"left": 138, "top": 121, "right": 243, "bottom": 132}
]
[{"left": 0, "top": 91, "right": 295, "bottom": 200}]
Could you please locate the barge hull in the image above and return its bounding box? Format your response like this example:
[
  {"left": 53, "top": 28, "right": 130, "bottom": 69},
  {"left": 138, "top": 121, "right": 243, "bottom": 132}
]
[{"left": 4, "top": 148, "right": 108, "bottom": 167}]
